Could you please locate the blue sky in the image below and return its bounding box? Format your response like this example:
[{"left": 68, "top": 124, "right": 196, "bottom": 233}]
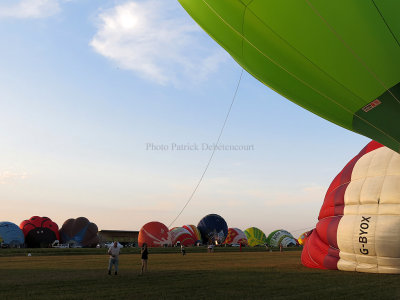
[{"left": 0, "top": 0, "right": 370, "bottom": 236}]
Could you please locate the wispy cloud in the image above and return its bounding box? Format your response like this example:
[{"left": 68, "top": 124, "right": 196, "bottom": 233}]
[
  {"left": 0, "top": 0, "right": 62, "bottom": 19},
  {"left": 90, "top": 0, "right": 228, "bottom": 86},
  {"left": 0, "top": 171, "right": 28, "bottom": 184}
]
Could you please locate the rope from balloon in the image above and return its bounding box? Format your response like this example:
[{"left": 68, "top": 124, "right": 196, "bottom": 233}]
[
  {"left": 168, "top": 69, "right": 244, "bottom": 228},
  {"left": 289, "top": 226, "right": 315, "bottom": 234}
]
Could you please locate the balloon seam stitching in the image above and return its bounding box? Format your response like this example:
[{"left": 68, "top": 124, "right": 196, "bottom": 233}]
[
  {"left": 305, "top": 0, "right": 400, "bottom": 106},
  {"left": 245, "top": 4, "right": 368, "bottom": 112}
]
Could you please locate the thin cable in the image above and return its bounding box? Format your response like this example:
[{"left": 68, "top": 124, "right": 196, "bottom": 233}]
[
  {"left": 289, "top": 226, "right": 315, "bottom": 234},
  {"left": 168, "top": 69, "right": 244, "bottom": 228}
]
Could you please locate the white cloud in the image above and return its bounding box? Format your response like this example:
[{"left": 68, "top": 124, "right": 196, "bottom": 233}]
[
  {"left": 0, "top": 171, "right": 28, "bottom": 184},
  {"left": 0, "top": 0, "right": 62, "bottom": 19},
  {"left": 90, "top": 0, "right": 228, "bottom": 86}
]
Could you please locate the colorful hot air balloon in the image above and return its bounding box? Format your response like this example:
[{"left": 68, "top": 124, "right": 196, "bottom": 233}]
[
  {"left": 138, "top": 221, "right": 171, "bottom": 247},
  {"left": 298, "top": 232, "right": 309, "bottom": 246},
  {"left": 20, "top": 216, "right": 59, "bottom": 248},
  {"left": 302, "top": 141, "right": 400, "bottom": 273},
  {"left": 224, "top": 228, "right": 248, "bottom": 245},
  {"left": 267, "top": 230, "right": 297, "bottom": 248},
  {"left": 197, "top": 214, "right": 228, "bottom": 245},
  {"left": 169, "top": 227, "right": 196, "bottom": 246},
  {"left": 182, "top": 224, "right": 202, "bottom": 244},
  {"left": 0, "top": 222, "right": 24, "bottom": 247},
  {"left": 179, "top": 1, "right": 400, "bottom": 153},
  {"left": 244, "top": 227, "right": 267, "bottom": 247},
  {"left": 59, "top": 217, "right": 99, "bottom": 248}
]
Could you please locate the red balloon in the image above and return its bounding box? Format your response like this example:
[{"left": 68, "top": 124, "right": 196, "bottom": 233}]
[
  {"left": 170, "top": 227, "right": 196, "bottom": 246},
  {"left": 301, "top": 141, "right": 384, "bottom": 270},
  {"left": 20, "top": 216, "right": 59, "bottom": 248},
  {"left": 224, "top": 228, "right": 248, "bottom": 245},
  {"left": 138, "top": 221, "right": 171, "bottom": 247}
]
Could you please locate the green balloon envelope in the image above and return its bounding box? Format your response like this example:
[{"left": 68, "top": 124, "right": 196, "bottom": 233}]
[
  {"left": 244, "top": 227, "right": 267, "bottom": 247},
  {"left": 266, "top": 230, "right": 297, "bottom": 247},
  {"left": 179, "top": 0, "right": 400, "bottom": 152}
]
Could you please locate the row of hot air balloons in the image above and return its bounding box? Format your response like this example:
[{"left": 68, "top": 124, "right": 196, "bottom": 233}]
[
  {"left": 138, "top": 213, "right": 298, "bottom": 248},
  {"left": 1, "top": 213, "right": 299, "bottom": 249},
  {"left": 0, "top": 216, "right": 99, "bottom": 248}
]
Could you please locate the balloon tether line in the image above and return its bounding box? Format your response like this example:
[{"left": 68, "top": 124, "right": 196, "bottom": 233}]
[
  {"left": 289, "top": 226, "right": 315, "bottom": 234},
  {"left": 168, "top": 69, "right": 244, "bottom": 228}
]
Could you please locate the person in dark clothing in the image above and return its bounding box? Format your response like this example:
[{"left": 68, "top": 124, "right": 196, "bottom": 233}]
[{"left": 140, "top": 243, "right": 148, "bottom": 275}]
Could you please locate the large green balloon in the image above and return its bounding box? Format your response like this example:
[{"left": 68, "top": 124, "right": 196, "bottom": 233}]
[
  {"left": 179, "top": 0, "right": 400, "bottom": 152},
  {"left": 266, "top": 230, "right": 297, "bottom": 248}
]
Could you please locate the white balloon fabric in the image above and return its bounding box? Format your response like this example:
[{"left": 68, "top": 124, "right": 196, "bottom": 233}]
[{"left": 302, "top": 141, "right": 400, "bottom": 273}]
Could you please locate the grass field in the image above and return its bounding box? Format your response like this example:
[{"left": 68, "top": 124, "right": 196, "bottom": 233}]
[
  {"left": 1, "top": 249, "right": 399, "bottom": 299},
  {"left": 0, "top": 246, "right": 291, "bottom": 257}
]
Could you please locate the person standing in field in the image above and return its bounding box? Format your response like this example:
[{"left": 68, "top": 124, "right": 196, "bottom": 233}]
[
  {"left": 108, "top": 241, "right": 121, "bottom": 275},
  {"left": 181, "top": 244, "right": 186, "bottom": 256},
  {"left": 140, "top": 243, "right": 148, "bottom": 275}
]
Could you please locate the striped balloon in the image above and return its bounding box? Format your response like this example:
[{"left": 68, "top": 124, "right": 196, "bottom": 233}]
[
  {"left": 182, "top": 225, "right": 202, "bottom": 243},
  {"left": 302, "top": 141, "right": 400, "bottom": 273}
]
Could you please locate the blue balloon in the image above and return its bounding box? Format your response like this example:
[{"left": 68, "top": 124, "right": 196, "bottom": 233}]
[
  {"left": 59, "top": 217, "right": 99, "bottom": 247},
  {"left": 197, "top": 214, "right": 228, "bottom": 245},
  {"left": 0, "top": 222, "right": 25, "bottom": 247}
]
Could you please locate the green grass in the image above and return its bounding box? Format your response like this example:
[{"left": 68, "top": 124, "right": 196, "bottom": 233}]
[
  {"left": 0, "top": 250, "right": 399, "bottom": 299},
  {"left": 0, "top": 246, "right": 294, "bottom": 256}
]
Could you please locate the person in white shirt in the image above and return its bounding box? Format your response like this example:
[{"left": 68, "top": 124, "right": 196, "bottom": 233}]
[{"left": 108, "top": 241, "right": 121, "bottom": 275}]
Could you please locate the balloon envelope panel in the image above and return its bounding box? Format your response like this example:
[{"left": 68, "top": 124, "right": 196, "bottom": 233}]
[
  {"left": 179, "top": 0, "right": 400, "bottom": 153},
  {"left": 197, "top": 214, "right": 228, "bottom": 244},
  {"left": 266, "top": 230, "right": 297, "bottom": 247},
  {"left": 244, "top": 227, "right": 267, "bottom": 247},
  {"left": 182, "top": 225, "right": 202, "bottom": 243},
  {"left": 302, "top": 141, "right": 400, "bottom": 273},
  {"left": 20, "top": 216, "right": 59, "bottom": 248},
  {"left": 59, "top": 217, "right": 99, "bottom": 247},
  {"left": 298, "top": 232, "right": 308, "bottom": 246},
  {"left": 224, "top": 228, "right": 248, "bottom": 245},
  {"left": 0, "top": 222, "right": 24, "bottom": 246},
  {"left": 138, "top": 221, "right": 171, "bottom": 247},
  {"left": 169, "top": 227, "right": 196, "bottom": 246}
]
